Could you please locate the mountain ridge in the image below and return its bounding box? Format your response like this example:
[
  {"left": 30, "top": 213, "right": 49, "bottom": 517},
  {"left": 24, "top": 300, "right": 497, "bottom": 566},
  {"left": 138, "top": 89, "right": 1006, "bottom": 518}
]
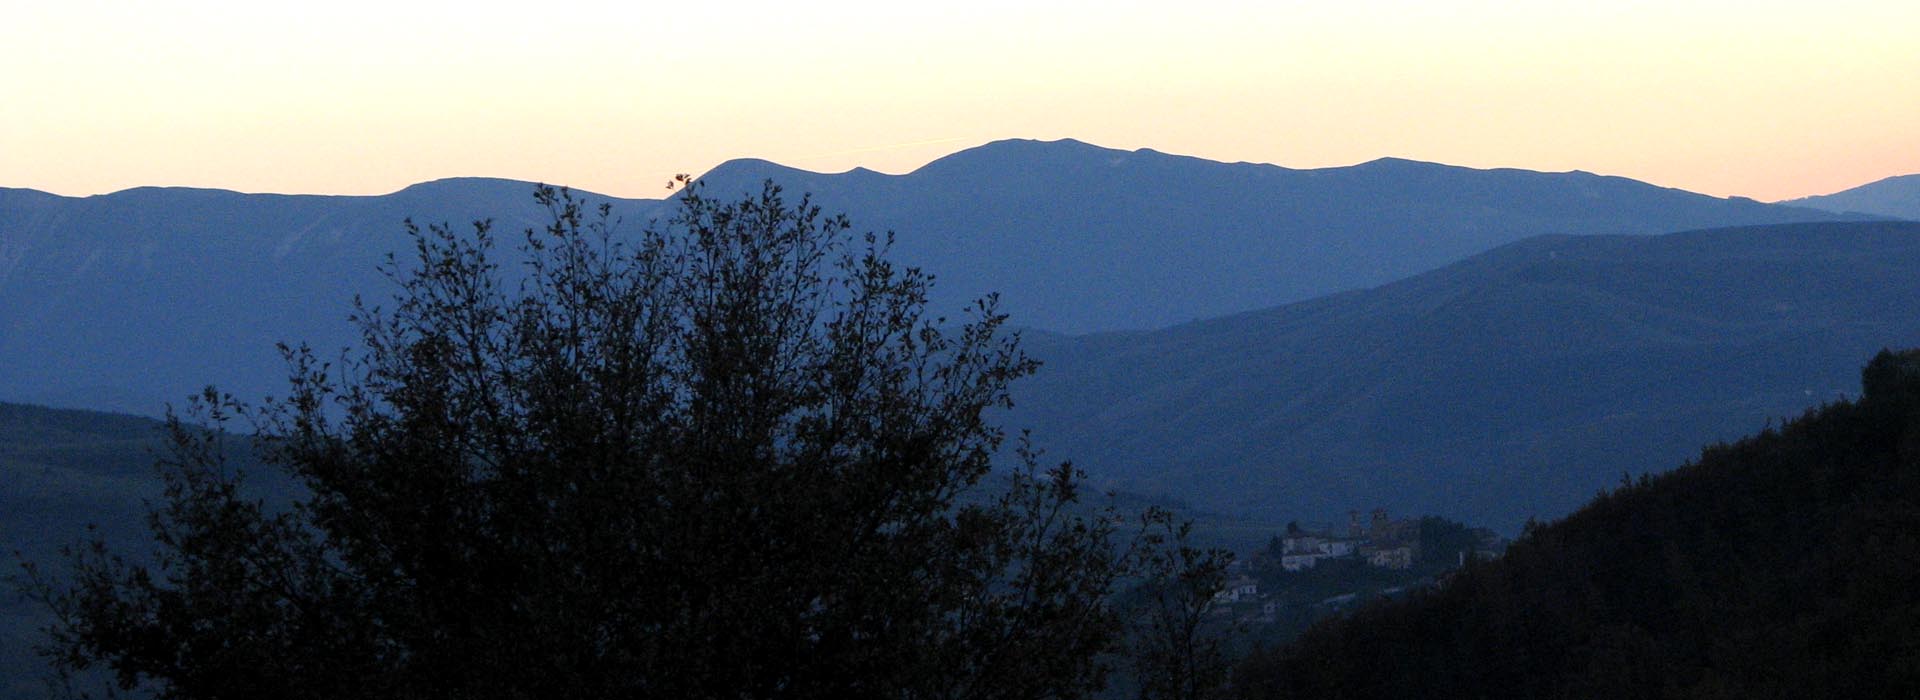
[
  {"left": 693, "top": 138, "right": 1866, "bottom": 336},
  {"left": 1786, "top": 172, "right": 1920, "bottom": 221},
  {"left": 1012, "top": 220, "right": 1920, "bottom": 530},
  {"left": 0, "top": 138, "right": 1878, "bottom": 418}
]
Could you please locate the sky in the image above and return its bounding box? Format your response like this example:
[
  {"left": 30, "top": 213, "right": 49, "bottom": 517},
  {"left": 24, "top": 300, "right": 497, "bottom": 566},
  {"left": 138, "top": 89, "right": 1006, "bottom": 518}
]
[{"left": 3, "top": 1, "right": 1917, "bottom": 202}]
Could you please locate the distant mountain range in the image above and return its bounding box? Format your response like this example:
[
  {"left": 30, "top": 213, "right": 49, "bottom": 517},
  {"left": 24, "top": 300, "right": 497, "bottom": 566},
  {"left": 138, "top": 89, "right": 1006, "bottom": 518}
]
[
  {"left": 1785, "top": 173, "right": 1920, "bottom": 221},
  {"left": 1013, "top": 220, "right": 1920, "bottom": 530},
  {"left": 0, "top": 139, "right": 1869, "bottom": 415},
  {"left": 0, "top": 179, "right": 654, "bottom": 414},
  {"left": 694, "top": 139, "right": 1865, "bottom": 334}
]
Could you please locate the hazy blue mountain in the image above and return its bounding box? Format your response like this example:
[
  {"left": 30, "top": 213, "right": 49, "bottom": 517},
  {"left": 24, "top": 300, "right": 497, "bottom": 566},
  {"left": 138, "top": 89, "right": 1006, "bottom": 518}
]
[
  {"left": 1785, "top": 173, "right": 1920, "bottom": 220},
  {"left": 0, "top": 179, "right": 659, "bottom": 415},
  {"left": 0, "top": 140, "right": 1866, "bottom": 417},
  {"left": 1011, "top": 221, "right": 1920, "bottom": 531},
  {"left": 693, "top": 138, "right": 1863, "bottom": 334}
]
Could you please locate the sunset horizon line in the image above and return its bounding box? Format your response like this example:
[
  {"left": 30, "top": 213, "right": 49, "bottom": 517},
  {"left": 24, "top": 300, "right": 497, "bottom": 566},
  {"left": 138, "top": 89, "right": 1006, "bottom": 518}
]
[{"left": 5, "top": 136, "right": 1907, "bottom": 204}]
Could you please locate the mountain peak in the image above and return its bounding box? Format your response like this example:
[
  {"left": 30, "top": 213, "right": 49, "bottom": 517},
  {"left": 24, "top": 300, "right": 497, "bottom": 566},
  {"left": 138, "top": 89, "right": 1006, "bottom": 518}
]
[
  {"left": 386, "top": 177, "right": 643, "bottom": 207},
  {"left": 697, "top": 157, "right": 819, "bottom": 184},
  {"left": 912, "top": 138, "right": 1137, "bottom": 176},
  {"left": 1787, "top": 172, "right": 1920, "bottom": 220},
  {"left": 391, "top": 177, "right": 545, "bottom": 198},
  {"left": 1352, "top": 156, "right": 1439, "bottom": 169},
  {"left": 98, "top": 185, "right": 250, "bottom": 199},
  {"left": 968, "top": 137, "right": 1108, "bottom": 153}
]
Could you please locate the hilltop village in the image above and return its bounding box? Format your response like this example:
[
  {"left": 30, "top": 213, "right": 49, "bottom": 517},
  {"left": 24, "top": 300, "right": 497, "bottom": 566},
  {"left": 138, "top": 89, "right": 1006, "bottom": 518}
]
[{"left": 1210, "top": 510, "right": 1508, "bottom": 637}]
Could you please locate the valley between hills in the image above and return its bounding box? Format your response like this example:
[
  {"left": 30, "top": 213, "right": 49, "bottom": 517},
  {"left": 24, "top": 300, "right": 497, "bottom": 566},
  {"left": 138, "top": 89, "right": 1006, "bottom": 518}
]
[{"left": 6, "top": 138, "right": 1920, "bottom": 697}]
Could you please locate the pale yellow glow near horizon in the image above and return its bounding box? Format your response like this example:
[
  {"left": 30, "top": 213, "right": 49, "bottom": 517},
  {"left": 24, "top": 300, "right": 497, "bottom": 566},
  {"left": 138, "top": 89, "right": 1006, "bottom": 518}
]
[{"left": 3, "top": 1, "right": 1917, "bottom": 201}]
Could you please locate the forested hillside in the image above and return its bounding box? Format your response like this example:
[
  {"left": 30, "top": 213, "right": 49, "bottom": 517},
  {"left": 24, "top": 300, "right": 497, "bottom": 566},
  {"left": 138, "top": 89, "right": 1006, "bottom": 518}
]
[
  {"left": 1234, "top": 349, "right": 1920, "bottom": 698},
  {"left": 2, "top": 403, "right": 168, "bottom": 699},
  {"left": 1017, "top": 221, "right": 1920, "bottom": 528},
  {"left": 1, "top": 402, "right": 297, "bottom": 700}
]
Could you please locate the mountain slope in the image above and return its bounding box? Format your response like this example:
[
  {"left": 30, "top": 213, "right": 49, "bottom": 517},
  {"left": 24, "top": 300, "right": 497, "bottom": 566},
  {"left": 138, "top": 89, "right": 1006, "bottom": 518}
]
[
  {"left": 0, "top": 180, "right": 659, "bottom": 415},
  {"left": 1012, "top": 221, "right": 1920, "bottom": 529},
  {"left": 1786, "top": 173, "right": 1920, "bottom": 220},
  {"left": 1234, "top": 349, "right": 1920, "bottom": 698},
  {"left": 0, "top": 141, "right": 1862, "bottom": 416},
  {"left": 0, "top": 401, "right": 302, "bottom": 700},
  {"left": 694, "top": 138, "right": 1863, "bottom": 334},
  {"left": 1, "top": 402, "right": 171, "bottom": 700}
]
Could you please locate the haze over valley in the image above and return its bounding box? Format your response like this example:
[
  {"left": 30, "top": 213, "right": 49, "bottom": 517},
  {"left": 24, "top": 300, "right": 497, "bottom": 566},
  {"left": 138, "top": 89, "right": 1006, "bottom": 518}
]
[
  {"left": 5, "top": 140, "right": 1920, "bottom": 698},
  {"left": 4, "top": 139, "right": 1917, "bottom": 530}
]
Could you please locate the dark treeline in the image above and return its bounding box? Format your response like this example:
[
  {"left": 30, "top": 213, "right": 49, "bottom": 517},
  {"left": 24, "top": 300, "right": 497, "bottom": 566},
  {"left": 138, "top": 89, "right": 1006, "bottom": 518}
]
[{"left": 1235, "top": 349, "right": 1920, "bottom": 698}]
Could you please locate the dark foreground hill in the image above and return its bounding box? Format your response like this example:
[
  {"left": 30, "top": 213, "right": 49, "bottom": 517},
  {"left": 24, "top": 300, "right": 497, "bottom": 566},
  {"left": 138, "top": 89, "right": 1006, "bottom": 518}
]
[
  {"left": 1, "top": 402, "right": 171, "bottom": 699},
  {"left": 1015, "top": 221, "right": 1920, "bottom": 529},
  {"left": 1233, "top": 349, "right": 1920, "bottom": 698},
  {"left": 0, "top": 402, "right": 309, "bottom": 700},
  {"left": 1, "top": 403, "right": 164, "bottom": 538},
  {"left": 0, "top": 139, "right": 1861, "bottom": 415}
]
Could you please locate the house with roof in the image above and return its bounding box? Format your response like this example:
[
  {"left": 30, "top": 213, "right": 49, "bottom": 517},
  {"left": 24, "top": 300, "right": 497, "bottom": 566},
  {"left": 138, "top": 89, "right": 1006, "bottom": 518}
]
[{"left": 1212, "top": 576, "right": 1259, "bottom": 604}]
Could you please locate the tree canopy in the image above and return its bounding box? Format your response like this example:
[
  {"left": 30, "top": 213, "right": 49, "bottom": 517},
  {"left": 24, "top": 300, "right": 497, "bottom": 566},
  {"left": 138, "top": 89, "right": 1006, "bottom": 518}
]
[{"left": 24, "top": 180, "right": 1179, "bottom": 699}]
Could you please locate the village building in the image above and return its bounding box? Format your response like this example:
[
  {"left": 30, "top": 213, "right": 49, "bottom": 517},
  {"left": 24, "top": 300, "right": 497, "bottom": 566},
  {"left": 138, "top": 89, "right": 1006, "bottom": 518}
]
[
  {"left": 1281, "top": 533, "right": 1324, "bottom": 555},
  {"left": 1278, "top": 522, "right": 1364, "bottom": 571},
  {"left": 1213, "top": 576, "right": 1260, "bottom": 604},
  {"left": 1368, "top": 546, "right": 1415, "bottom": 570},
  {"left": 1349, "top": 508, "right": 1421, "bottom": 569},
  {"left": 1318, "top": 539, "right": 1356, "bottom": 557}
]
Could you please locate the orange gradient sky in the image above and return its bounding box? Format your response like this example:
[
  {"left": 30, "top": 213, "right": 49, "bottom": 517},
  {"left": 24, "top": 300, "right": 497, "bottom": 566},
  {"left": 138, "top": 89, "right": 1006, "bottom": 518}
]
[{"left": 4, "top": 1, "right": 1917, "bottom": 201}]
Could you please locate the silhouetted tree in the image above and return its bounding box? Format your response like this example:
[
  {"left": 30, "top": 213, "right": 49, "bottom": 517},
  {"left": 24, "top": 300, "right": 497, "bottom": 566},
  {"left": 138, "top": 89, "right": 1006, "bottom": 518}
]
[
  {"left": 1127, "top": 520, "right": 1233, "bottom": 700},
  {"left": 24, "top": 179, "right": 1156, "bottom": 699}
]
